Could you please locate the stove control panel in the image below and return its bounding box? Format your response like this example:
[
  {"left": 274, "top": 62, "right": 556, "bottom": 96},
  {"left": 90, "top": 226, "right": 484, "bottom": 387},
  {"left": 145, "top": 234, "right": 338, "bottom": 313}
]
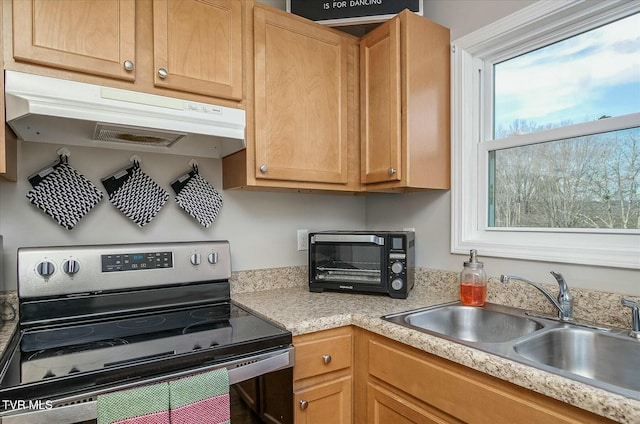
[
  {"left": 18, "top": 241, "right": 231, "bottom": 299},
  {"left": 102, "top": 251, "right": 173, "bottom": 272}
]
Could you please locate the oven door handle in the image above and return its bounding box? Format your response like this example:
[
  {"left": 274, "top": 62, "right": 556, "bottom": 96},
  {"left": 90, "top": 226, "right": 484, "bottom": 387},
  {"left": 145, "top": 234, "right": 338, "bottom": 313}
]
[{"left": 0, "top": 347, "right": 294, "bottom": 424}]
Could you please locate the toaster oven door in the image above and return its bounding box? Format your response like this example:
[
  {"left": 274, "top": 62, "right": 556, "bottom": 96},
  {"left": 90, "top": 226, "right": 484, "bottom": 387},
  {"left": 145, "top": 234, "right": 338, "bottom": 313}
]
[{"left": 309, "top": 234, "right": 386, "bottom": 288}]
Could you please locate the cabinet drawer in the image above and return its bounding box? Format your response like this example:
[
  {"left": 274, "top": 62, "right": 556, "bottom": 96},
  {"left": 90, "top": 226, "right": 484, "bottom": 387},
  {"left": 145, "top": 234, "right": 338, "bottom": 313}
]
[{"left": 294, "top": 331, "right": 352, "bottom": 381}]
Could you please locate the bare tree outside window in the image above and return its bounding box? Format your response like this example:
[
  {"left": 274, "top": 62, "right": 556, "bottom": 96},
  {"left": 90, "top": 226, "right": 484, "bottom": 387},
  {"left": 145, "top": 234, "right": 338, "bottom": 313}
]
[{"left": 491, "top": 127, "right": 640, "bottom": 229}]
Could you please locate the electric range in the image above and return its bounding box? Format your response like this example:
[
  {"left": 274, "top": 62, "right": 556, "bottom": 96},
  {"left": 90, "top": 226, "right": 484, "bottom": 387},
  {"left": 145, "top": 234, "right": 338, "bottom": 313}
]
[{"left": 0, "top": 241, "right": 293, "bottom": 423}]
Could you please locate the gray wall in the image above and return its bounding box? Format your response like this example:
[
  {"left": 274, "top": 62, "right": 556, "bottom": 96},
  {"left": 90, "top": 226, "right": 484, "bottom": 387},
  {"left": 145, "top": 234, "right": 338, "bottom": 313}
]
[{"left": 0, "top": 142, "right": 365, "bottom": 290}]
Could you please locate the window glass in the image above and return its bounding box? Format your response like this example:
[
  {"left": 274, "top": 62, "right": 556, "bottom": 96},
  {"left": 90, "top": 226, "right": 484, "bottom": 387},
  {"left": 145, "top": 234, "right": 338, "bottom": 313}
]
[
  {"left": 489, "top": 12, "right": 640, "bottom": 230},
  {"left": 489, "top": 127, "right": 640, "bottom": 229},
  {"left": 493, "top": 13, "right": 640, "bottom": 138}
]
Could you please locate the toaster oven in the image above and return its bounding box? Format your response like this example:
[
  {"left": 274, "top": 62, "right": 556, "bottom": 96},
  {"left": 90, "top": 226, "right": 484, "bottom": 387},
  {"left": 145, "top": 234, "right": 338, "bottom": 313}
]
[{"left": 308, "top": 231, "right": 415, "bottom": 299}]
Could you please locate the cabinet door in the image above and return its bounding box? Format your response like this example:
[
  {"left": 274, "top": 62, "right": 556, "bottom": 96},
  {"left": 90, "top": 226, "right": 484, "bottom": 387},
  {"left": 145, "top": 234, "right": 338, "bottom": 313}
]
[
  {"left": 12, "top": 0, "right": 136, "bottom": 80},
  {"left": 360, "top": 17, "right": 402, "bottom": 184},
  {"left": 153, "top": 0, "right": 243, "bottom": 100},
  {"left": 368, "top": 382, "right": 460, "bottom": 424},
  {"left": 1, "top": 2, "right": 17, "bottom": 181},
  {"left": 254, "top": 5, "right": 349, "bottom": 184},
  {"left": 294, "top": 377, "right": 351, "bottom": 424}
]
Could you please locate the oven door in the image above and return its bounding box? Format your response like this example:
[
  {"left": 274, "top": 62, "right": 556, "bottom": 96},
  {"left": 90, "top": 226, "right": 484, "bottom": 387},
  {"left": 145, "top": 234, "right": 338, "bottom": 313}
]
[
  {"left": 0, "top": 348, "right": 294, "bottom": 424},
  {"left": 309, "top": 233, "right": 387, "bottom": 293}
]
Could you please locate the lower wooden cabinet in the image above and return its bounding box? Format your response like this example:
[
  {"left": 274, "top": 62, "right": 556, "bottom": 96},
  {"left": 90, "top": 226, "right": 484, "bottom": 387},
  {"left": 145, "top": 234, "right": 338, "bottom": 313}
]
[
  {"left": 293, "top": 326, "right": 353, "bottom": 424},
  {"left": 288, "top": 326, "right": 614, "bottom": 424},
  {"left": 355, "top": 328, "right": 614, "bottom": 424},
  {"left": 294, "top": 376, "right": 352, "bottom": 424},
  {"left": 367, "top": 381, "right": 461, "bottom": 424}
]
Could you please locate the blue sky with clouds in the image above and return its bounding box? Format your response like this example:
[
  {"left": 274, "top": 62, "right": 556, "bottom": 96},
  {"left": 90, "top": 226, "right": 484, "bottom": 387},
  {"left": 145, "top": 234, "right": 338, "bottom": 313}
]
[{"left": 493, "top": 12, "right": 640, "bottom": 135}]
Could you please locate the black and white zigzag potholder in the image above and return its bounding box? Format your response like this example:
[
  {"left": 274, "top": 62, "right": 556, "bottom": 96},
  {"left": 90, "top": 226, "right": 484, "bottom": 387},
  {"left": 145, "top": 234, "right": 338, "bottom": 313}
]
[
  {"left": 172, "top": 171, "right": 223, "bottom": 228},
  {"left": 102, "top": 164, "right": 169, "bottom": 227},
  {"left": 26, "top": 162, "right": 103, "bottom": 230}
]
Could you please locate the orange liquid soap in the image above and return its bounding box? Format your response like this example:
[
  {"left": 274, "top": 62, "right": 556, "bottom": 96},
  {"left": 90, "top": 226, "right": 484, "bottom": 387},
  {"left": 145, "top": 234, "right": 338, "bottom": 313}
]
[{"left": 460, "top": 282, "right": 486, "bottom": 306}]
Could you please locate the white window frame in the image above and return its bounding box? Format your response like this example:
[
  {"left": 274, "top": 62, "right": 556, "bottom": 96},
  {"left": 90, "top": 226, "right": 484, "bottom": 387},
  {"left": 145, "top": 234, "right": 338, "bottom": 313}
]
[{"left": 451, "top": 0, "right": 640, "bottom": 269}]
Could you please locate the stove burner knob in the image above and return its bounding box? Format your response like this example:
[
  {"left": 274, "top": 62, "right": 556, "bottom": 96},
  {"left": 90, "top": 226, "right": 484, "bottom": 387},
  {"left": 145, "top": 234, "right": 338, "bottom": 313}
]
[
  {"left": 69, "top": 367, "right": 80, "bottom": 374},
  {"left": 190, "top": 253, "right": 202, "bottom": 266},
  {"left": 63, "top": 260, "right": 80, "bottom": 275},
  {"left": 208, "top": 252, "right": 218, "bottom": 264},
  {"left": 36, "top": 261, "right": 55, "bottom": 278},
  {"left": 43, "top": 370, "right": 56, "bottom": 379}
]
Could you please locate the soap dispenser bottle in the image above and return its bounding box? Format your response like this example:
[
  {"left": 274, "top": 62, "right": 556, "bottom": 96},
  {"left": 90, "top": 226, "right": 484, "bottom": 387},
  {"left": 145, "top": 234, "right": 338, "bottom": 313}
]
[{"left": 460, "top": 249, "right": 487, "bottom": 306}]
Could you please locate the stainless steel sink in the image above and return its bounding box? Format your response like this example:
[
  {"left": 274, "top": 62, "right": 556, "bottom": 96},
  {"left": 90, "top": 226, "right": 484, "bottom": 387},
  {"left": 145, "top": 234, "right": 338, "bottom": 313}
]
[
  {"left": 513, "top": 327, "right": 640, "bottom": 392},
  {"left": 401, "top": 304, "right": 543, "bottom": 343},
  {"left": 383, "top": 302, "right": 640, "bottom": 400}
]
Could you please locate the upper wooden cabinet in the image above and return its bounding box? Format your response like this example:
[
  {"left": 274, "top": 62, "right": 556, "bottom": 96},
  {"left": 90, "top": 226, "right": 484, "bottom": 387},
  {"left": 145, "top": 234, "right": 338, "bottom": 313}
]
[
  {"left": 254, "top": 4, "right": 348, "bottom": 185},
  {"left": 12, "top": 0, "right": 136, "bottom": 81},
  {"left": 360, "top": 10, "right": 450, "bottom": 191},
  {"left": 153, "top": 0, "right": 243, "bottom": 100},
  {"left": 223, "top": 3, "right": 361, "bottom": 192},
  {"left": 1, "top": 3, "right": 17, "bottom": 182},
  {"left": 9, "top": 0, "right": 244, "bottom": 100}
]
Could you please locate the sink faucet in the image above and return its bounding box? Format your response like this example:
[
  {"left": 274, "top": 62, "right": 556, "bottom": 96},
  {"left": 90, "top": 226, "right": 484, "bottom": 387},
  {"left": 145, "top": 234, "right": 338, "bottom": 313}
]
[
  {"left": 500, "top": 272, "right": 573, "bottom": 321},
  {"left": 621, "top": 298, "right": 640, "bottom": 339}
]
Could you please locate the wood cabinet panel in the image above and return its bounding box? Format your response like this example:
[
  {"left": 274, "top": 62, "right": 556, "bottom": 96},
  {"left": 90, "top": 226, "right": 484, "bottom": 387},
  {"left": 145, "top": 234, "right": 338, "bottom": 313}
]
[
  {"left": 364, "top": 331, "right": 613, "bottom": 424},
  {"left": 1, "top": 1, "right": 17, "bottom": 181},
  {"left": 253, "top": 4, "right": 348, "bottom": 184},
  {"left": 360, "top": 11, "right": 450, "bottom": 191},
  {"left": 294, "top": 377, "right": 351, "bottom": 424},
  {"left": 367, "top": 381, "right": 461, "bottom": 424},
  {"left": 12, "top": 0, "right": 136, "bottom": 80},
  {"left": 294, "top": 332, "right": 352, "bottom": 381},
  {"left": 360, "top": 17, "right": 401, "bottom": 184},
  {"left": 293, "top": 327, "right": 353, "bottom": 424},
  {"left": 153, "top": 0, "right": 243, "bottom": 99}
]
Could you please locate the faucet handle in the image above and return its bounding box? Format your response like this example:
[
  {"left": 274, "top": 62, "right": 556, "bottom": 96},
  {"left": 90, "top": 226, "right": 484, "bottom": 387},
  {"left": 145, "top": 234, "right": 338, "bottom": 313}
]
[
  {"left": 621, "top": 298, "right": 640, "bottom": 339},
  {"left": 549, "top": 271, "right": 569, "bottom": 293}
]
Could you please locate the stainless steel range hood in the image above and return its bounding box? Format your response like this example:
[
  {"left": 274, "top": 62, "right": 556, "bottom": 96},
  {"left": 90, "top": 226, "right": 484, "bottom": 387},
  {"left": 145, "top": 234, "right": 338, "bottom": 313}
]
[{"left": 4, "top": 71, "right": 246, "bottom": 158}]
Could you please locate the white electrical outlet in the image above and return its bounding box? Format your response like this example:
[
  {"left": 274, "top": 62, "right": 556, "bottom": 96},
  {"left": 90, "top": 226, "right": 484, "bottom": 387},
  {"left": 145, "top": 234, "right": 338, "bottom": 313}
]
[{"left": 297, "top": 229, "right": 309, "bottom": 251}]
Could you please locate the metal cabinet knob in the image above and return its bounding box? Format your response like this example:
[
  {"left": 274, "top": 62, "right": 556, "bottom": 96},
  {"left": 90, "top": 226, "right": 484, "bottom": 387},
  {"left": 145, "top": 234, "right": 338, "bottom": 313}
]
[
  {"left": 158, "top": 68, "right": 168, "bottom": 79},
  {"left": 388, "top": 168, "right": 397, "bottom": 175},
  {"left": 123, "top": 60, "right": 134, "bottom": 71},
  {"left": 259, "top": 164, "right": 268, "bottom": 173},
  {"left": 322, "top": 354, "right": 332, "bottom": 364},
  {"left": 299, "top": 400, "right": 309, "bottom": 410}
]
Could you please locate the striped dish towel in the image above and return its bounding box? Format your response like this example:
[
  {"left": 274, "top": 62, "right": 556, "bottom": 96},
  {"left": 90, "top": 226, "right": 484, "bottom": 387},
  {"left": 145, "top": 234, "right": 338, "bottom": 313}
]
[
  {"left": 169, "top": 368, "right": 230, "bottom": 424},
  {"left": 97, "top": 382, "right": 170, "bottom": 424}
]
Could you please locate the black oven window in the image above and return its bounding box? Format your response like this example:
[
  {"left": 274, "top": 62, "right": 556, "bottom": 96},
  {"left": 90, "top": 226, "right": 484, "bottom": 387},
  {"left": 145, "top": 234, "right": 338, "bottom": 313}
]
[{"left": 314, "top": 244, "right": 382, "bottom": 284}]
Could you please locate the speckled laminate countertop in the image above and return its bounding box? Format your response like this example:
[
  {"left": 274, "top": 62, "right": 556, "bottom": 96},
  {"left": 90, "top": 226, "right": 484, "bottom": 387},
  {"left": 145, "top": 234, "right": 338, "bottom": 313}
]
[{"left": 232, "top": 283, "right": 640, "bottom": 424}]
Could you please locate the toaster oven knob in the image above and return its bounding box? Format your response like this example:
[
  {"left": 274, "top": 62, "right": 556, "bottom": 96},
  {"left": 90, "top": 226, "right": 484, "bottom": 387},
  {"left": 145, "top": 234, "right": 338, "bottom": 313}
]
[
  {"left": 190, "top": 253, "right": 202, "bottom": 266},
  {"left": 63, "top": 260, "right": 80, "bottom": 275},
  {"left": 391, "top": 278, "right": 404, "bottom": 291},
  {"left": 391, "top": 262, "right": 403, "bottom": 274},
  {"left": 36, "top": 261, "right": 55, "bottom": 278},
  {"left": 208, "top": 252, "right": 219, "bottom": 264}
]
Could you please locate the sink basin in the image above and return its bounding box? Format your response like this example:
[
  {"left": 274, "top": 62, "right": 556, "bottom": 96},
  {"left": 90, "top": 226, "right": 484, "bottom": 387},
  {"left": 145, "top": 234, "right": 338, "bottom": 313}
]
[
  {"left": 513, "top": 327, "right": 640, "bottom": 392},
  {"left": 385, "top": 303, "right": 544, "bottom": 343}
]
